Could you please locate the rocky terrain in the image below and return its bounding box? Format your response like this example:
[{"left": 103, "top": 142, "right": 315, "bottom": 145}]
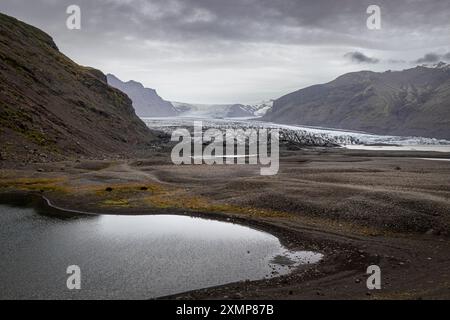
[
  {"left": 263, "top": 65, "right": 450, "bottom": 139},
  {"left": 107, "top": 74, "right": 178, "bottom": 117},
  {"left": 0, "top": 13, "right": 159, "bottom": 165}
]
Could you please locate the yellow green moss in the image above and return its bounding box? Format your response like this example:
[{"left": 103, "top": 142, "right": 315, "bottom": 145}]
[
  {"left": 144, "top": 193, "right": 291, "bottom": 218},
  {"left": 101, "top": 199, "right": 131, "bottom": 208},
  {"left": 0, "top": 177, "right": 68, "bottom": 193}
]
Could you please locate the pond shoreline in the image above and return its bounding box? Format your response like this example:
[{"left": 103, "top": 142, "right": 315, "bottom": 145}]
[
  {"left": 1, "top": 198, "right": 323, "bottom": 299},
  {"left": 0, "top": 190, "right": 358, "bottom": 300}
]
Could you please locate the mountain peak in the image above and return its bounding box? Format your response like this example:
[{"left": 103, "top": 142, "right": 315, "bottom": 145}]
[
  {"left": 126, "top": 80, "right": 145, "bottom": 89},
  {"left": 0, "top": 12, "right": 58, "bottom": 51},
  {"left": 106, "top": 74, "right": 178, "bottom": 117},
  {"left": 416, "top": 61, "right": 450, "bottom": 71},
  {"left": 433, "top": 61, "right": 450, "bottom": 70}
]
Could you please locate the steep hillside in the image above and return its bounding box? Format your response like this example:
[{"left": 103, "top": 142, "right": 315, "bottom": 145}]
[
  {"left": 0, "top": 13, "right": 157, "bottom": 164},
  {"left": 263, "top": 65, "right": 450, "bottom": 139},
  {"left": 107, "top": 74, "right": 178, "bottom": 117}
]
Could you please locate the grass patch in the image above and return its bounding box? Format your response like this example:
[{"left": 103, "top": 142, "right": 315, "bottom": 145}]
[
  {"left": 94, "top": 183, "right": 165, "bottom": 197},
  {"left": 0, "top": 177, "right": 67, "bottom": 193},
  {"left": 144, "top": 192, "right": 291, "bottom": 218},
  {"left": 101, "top": 199, "right": 131, "bottom": 208},
  {"left": 0, "top": 103, "right": 57, "bottom": 148}
]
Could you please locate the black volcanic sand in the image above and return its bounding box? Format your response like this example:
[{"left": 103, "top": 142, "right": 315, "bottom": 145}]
[{"left": 0, "top": 147, "right": 449, "bottom": 300}]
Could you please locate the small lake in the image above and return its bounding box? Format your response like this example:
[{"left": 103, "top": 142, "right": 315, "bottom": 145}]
[
  {"left": 345, "top": 145, "right": 450, "bottom": 153},
  {"left": 417, "top": 158, "right": 450, "bottom": 162},
  {"left": 0, "top": 204, "right": 322, "bottom": 300}
]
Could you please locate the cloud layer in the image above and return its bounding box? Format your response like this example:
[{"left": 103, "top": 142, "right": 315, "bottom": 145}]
[{"left": 1, "top": 0, "right": 449, "bottom": 103}]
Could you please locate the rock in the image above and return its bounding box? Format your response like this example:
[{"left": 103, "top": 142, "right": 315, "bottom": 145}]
[
  {"left": 37, "top": 168, "right": 44, "bottom": 172},
  {"left": 231, "top": 293, "right": 243, "bottom": 300}
]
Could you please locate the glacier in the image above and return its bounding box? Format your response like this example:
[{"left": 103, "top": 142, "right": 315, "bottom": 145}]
[{"left": 141, "top": 117, "right": 450, "bottom": 151}]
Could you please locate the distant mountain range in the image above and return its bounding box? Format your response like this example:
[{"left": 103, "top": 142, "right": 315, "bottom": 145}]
[
  {"left": 172, "top": 100, "right": 273, "bottom": 118},
  {"left": 0, "top": 13, "right": 157, "bottom": 163},
  {"left": 106, "top": 74, "right": 273, "bottom": 119},
  {"left": 107, "top": 74, "right": 272, "bottom": 120},
  {"left": 263, "top": 64, "right": 450, "bottom": 139},
  {"left": 107, "top": 74, "right": 178, "bottom": 117}
]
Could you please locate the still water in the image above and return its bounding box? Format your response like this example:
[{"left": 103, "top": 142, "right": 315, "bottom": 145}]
[
  {"left": 345, "top": 144, "right": 450, "bottom": 152},
  {"left": 0, "top": 205, "right": 322, "bottom": 300}
]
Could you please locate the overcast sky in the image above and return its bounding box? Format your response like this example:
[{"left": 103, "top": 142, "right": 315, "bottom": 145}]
[{"left": 1, "top": 0, "right": 450, "bottom": 104}]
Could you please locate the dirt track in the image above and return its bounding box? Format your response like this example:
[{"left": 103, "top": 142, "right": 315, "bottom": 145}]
[{"left": 1, "top": 148, "right": 449, "bottom": 299}]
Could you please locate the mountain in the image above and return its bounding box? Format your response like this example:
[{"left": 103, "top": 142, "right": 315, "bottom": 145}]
[
  {"left": 172, "top": 102, "right": 251, "bottom": 118},
  {"left": 172, "top": 101, "right": 272, "bottom": 118},
  {"left": 107, "top": 74, "right": 178, "bottom": 117},
  {"left": 0, "top": 13, "right": 158, "bottom": 164},
  {"left": 263, "top": 65, "right": 450, "bottom": 139},
  {"left": 245, "top": 100, "right": 274, "bottom": 117}
]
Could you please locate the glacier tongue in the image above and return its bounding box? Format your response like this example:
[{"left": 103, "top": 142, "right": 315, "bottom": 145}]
[{"left": 141, "top": 117, "right": 450, "bottom": 149}]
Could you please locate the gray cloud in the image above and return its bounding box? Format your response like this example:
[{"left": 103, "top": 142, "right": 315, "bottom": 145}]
[
  {"left": 415, "top": 52, "right": 450, "bottom": 64},
  {"left": 0, "top": 0, "right": 449, "bottom": 103},
  {"left": 387, "top": 59, "right": 406, "bottom": 64},
  {"left": 344, "top": 52, "right": 379, "bottom": 64},
  {"left": 2, "top": 0, "right": 450, "bottom": 49},
  {"left": 416, "top": 53, "right": 441, "bottom": 64}
]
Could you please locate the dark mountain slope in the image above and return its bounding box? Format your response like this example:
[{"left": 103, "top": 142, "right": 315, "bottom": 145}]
[
  {"left": 0, "top": 12, "right": 157, "bottom": 164},
  {"left": 263, "top": 65, "right": 450, "bottom": 139}
]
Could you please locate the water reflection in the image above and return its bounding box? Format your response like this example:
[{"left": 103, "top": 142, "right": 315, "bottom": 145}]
[{"left": 0, "top": 204, "right": 322, "bottom": 300}]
